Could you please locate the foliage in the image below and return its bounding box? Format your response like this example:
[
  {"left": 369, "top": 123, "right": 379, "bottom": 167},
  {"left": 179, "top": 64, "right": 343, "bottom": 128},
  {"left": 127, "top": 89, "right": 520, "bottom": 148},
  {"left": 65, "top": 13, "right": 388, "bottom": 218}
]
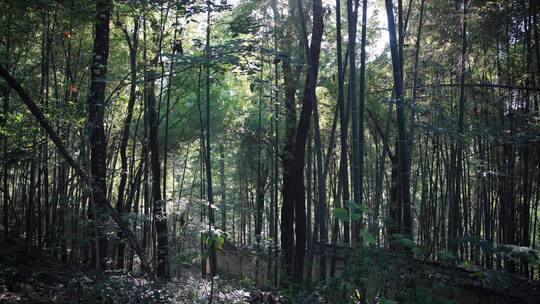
[{"left": 321, "top": 247, "right": 459, "bottom": 304}]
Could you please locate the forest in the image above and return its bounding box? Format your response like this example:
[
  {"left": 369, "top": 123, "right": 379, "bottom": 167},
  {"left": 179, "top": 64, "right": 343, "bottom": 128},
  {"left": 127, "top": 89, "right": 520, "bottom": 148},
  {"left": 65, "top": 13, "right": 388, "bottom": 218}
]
[{"left": 0, "top": 0, "right": 539, "bottom": 303}]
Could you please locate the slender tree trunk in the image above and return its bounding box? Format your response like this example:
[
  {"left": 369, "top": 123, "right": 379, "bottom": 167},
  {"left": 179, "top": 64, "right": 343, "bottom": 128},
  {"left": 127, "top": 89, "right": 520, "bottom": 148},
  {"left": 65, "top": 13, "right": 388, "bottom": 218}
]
[
  {"left": 271, "top": 16, "right": 280, "bottom": 285},
  {"left": 116, "top": 17, "right": 139, "bottom": 270},
  {"left": 331, "top": 0, "right": 346, "bottom": 276},
  {"left": 356, "top": 0, "right": 368, "bottom": 243},
  {"left": 26, "top": 155, "right": 36, "bottom": 252},
  {"left": 87, "top": 0, "right": 113, "bottom": 273},
  {"left": 337, "top": 0, "right": 359, "bottom": 245},
  {"left": 409, "top": 0, "right": 425, "bottom": 155},
  {"left": 289, "top": 0, "right": 324, "bottom": 283},
  {"left": 163, "top": 11, "right": 180, "bottom": 201},
  {"left": 141, "top": 4, "right": 170, "bottom": 280},
  {"left": 2, "top": 12, "right": 11, "bottom": 244},
  {"left": 384, "top": 0, "right": 412, "bottom": 238},
  {"left": 277, "top": 0, "right": 299, "bottom": 278},
  {"left": 449, "top": 0, "right": 468, "bottom": 255},
  {"left": 306, "top": 131, "right": 314, "bottom": 279},
  {"left": 39, "top": 8, "right": 51, "bottom": 252},
  {"left": 195, "top": 65, "right": 207, "bottom": 277},
  {"left": 347, "top": 0, "right": 361, "bottom": 243},
  {"left": 204, "top": 3, "right": 217, "bottom": 301},
  {"left": 220, "top": 144, "right": 226, "bottom": 231},
  {"left": 146, "top": 65, "right": 169, "bottom": 280},
  {"left": 255, "top": 60, "right": 264, "bottom": 283}
]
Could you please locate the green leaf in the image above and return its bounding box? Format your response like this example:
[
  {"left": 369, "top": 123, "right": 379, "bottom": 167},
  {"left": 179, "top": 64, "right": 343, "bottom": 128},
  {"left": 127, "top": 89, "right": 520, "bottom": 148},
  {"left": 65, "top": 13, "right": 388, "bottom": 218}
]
[
  {"left": 215, "top": 239, "right": 224, "bottom": 250},
  {"left": 361, "top": 229, "right": 376, "bottom": 245},
  {"left": 393, "top": 233, "right": 417, "bottom": 249},
  {"left": 438, "top": 250, "right": 457, "bottom": 262},
  {"left": 350, "top": 213, "right": 362, "bottom": 221},
  {"left": 333, "top": 208, "right": 349, "bottom": 222},
  {"left": 216, "top": 235, "right": 225, "bottom": 250},
  {"left": 358, "top": 204, "right": 370, "bottom": 213},
  {"left": 347, "top": 201, "right": 370, "bottom": 214},
  {"left": 474, "top": 270, "right": 486, "bottom": 280},
  {"left": 346, "top": 201, "right": 361, "bottom": 209},
  {"left": 412, "top": 246, "right": 425, "bottom": 256}
]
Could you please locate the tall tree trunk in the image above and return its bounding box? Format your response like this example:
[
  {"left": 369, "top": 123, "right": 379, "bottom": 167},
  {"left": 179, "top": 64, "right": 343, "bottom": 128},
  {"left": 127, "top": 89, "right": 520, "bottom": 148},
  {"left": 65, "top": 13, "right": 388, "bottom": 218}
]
[
  {"left": 146, "top": 75, "right": 169, "bottom": 279},
  {"left": 336, "top": 0, "right": 359, "bottom": 245},
  {"left": 384, "top": 0, "right": 412, "bottom": 238},
  {"left": 39, "top": 8, "right": 51, "bottom": 252},
  {"left": 255, "top": 61, "right": 264, "bottom": 283},
  {"left": 116, "top": 17, "right": 139, "bottom": 271},
  {"left": 163, "top": 11, "right": 180, "bottom": 201},
  {"left": 87, "top": 0, "right": 113, "bottom": 272},
  {"left": 220, "top": 144, "right": 226, "bottom": 231},
  {"left": 204, "top": 3, "right": 217, "bottom": 299},
  {"left": 289, "top": 0, "right": 324, "bottom": 283},
  {"left": 271, "top": 15, "right": 280, "bottom": 285},
  {"left": 26, "top": 155, "right": 36, "bottom": 252},
  {"left": 276, "top": 0, "right": 299, "bottom": 279},
  {"left": 331, "top": 0, "right": 347, "bottom": 276},
  {"left": 1, "top": 102, "right": 8, "bottom": 243},
  {"left": 449, "top": 0, "right": 468, "bottom": 254},
  {"left": 2, "top": 11, "right": 11, "bottom": 244},
  {"left": 347, "top": 0, "right": 360, "bottom": 244},
  {"left": 195, "top": 65, "right": 207, "bottom": 277},
  {"left": 356, "top": 0, "right": 368, "bottom": 244},
  {"left": 306, "top": 131, "right": 314, "bottom": 279},
  {"left": 409, "top": 0, "right": 425, "bottom": 155}
]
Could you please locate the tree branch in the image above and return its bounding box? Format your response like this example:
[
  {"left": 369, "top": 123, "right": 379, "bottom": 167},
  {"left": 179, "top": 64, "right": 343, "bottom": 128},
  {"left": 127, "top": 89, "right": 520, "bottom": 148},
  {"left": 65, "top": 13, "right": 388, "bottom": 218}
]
[{"left": 0, "top": 64, "right": 156, "bottom": 280}]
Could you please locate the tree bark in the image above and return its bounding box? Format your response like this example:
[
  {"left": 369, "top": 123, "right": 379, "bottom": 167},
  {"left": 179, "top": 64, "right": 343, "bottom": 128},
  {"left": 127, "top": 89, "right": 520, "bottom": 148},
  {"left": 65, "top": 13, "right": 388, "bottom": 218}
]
[
  {"left": 116, "top": 16, "right": 139, "bottom": 271},
  {"left": 347, "top": 0, "right": 361, "bottom": 243},
  {"left": 204, "top": 2, "right": 217, "bottom": 293},
  {"left": 384, "top": 0, "right": 412, "bottom": 238},
  {"left": 356, "top": 0, "right": 368, "bottom": 244},
  {"left": 2, "top": 12, "right": 11, "bottom": 244},
  {"left": 276, "top": 0, "right": 299, "bottom": 279},
  {"left": 87, "top": 0, "right": 113, "bottom": 272},
  {"left": 289, "top": 0, "right": 324, "bottom": 283}
]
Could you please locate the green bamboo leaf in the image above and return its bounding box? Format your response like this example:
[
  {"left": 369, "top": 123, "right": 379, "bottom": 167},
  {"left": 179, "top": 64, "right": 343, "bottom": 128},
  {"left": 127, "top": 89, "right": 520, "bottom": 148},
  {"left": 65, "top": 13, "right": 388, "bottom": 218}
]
[
  {"left": 333, "top": 208, "right": 349, "bottom": 222},
  {"left": 361, "top": 229, "right": 376, "bottom": 245},
  {"left": 346, "top": 201, "right": 361, "bottom": 209},
  {"left": 350, "top": 213, "right": 362, "bottom": 221}
]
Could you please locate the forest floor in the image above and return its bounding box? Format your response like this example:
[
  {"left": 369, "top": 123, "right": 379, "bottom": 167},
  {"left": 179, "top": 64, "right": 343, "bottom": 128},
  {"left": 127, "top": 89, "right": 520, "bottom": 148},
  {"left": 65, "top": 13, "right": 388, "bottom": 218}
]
[
  {"left": 3, "top": 238, "right": 539, "bottom": 303},
  {"left": 0, "top": 239, "right": 283, "bottom": 303},
  {"left": 0, "top": 242, "right": 91, "bottom": 303}
]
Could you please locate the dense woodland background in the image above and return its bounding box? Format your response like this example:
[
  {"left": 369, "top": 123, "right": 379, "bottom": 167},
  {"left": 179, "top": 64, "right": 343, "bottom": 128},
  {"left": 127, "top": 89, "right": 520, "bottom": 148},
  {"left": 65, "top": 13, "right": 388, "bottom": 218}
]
[{"left": 0, "top": 0, "right": 539, "bottom": 303}]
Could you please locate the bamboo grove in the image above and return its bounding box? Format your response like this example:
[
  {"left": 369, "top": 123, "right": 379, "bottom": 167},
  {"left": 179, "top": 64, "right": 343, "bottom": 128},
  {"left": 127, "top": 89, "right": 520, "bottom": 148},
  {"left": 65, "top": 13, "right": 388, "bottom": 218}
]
[{"left": 0, "top": 0, "right": 539, "bottom": 293}]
